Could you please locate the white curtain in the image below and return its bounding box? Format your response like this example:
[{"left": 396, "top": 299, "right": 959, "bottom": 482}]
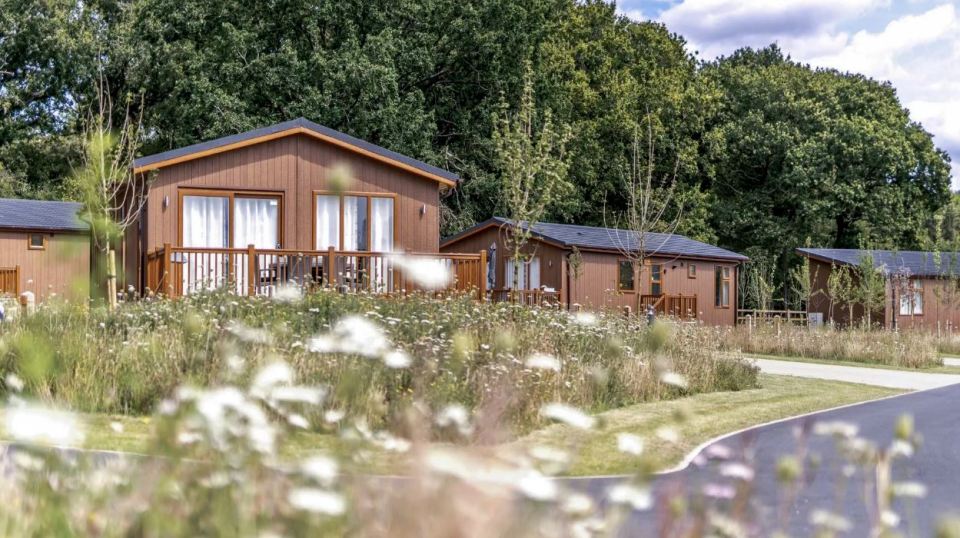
[
  {"left": 528, "top": 257, "right": 540, "bottom": 289},
  {"left": 315, "top": 195, "right": 340, "bottom": 250},
  {"left": 182, "top": 195, "right": 229, "bottom": 293},
  {"left": 233, "top": 197, "right": 278, "bottom": 249},
  {"left": 233, "top": 197, "right": 279, "bottom": 295},
  {"left": 505, "top": 258, "right": 541, "bottom": 290},
  {"left": 183, "top": 195, "right": 228, "bottom": 248},
  {"left": 343, "top": 196, "right": 367, "bottom": 251},
  {"left": 370, "top": 197, "right": 394, "bottom": 252},
  {"left": 369, "top": 197, "right": 394, "bottom": 292}
]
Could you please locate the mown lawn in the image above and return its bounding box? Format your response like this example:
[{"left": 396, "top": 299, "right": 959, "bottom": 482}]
[
  {"left": 508, "top": 374, "right": 902, "bottom": 476},
  {"left": 1, "top": 374, "right": 901, "bottom": 478}
]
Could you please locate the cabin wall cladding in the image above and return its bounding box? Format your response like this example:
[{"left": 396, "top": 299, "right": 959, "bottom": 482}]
[
  {"left": 439, "top": 227, "right": 565, "bottom": 291},
  {"left": 0, "top": 231, "right": 90, "bottom": 302},
  {"left": 130, "top": 134, "right": 442, "bottom": 283},
  {"left": 565, "top": 254, "right": 737, "bottom": 325}
]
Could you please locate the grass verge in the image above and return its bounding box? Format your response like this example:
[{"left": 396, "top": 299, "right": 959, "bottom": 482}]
[
  {"left": 508, "top": 374, "right": 902, "bottom": 476},
  {"left": 1, "top": 375, "right": 903, "bottom": 478},
  {"left": 750, "top": 352, "right": 960, "bottom": 374}
]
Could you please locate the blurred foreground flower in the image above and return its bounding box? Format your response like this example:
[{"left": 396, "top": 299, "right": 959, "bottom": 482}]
[
  {"left": 5, "top": 405, "right": 84, "bottom": 446},
  {"left": 541, "top": 403, "right": 595, "bottom": 429},
  {"left": 388, "top": 253, "right": 453, "bottom": 290}
]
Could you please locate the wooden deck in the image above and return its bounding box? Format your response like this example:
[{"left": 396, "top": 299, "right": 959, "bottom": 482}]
[
  {"left": 0, "top": 266, "right": 18, "bottom": 297},
  {"left": 640, "top": 293, "right": 698, "bottom": 320},
  {"left": 144, "top": 244, "right": 486, "bottom": 300}
]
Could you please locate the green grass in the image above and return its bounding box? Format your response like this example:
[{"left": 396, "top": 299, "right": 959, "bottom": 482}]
[
  {"left": 750, "top": 352, "right": 960, "bottom": 374},
  {"left": 508, "top": 374, "right": 903, "bottom": 476},
  {"left": 1, "top": 375, "right": 903, "bottom": 478},
  {"left": 0, "top": 409, "right": 405, "bottom": 471}
]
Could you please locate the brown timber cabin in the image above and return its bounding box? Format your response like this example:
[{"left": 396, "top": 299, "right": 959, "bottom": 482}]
[
  {"left": 0, "top": 199, "right": 90, "bottom": 303},
  {"left": 798, "top": 248, "right": 960, "bottom": 330},
  {"left": 441, "top": 218, "right": 748, "bottom": 325},
  {"left": 122, "top": 117, "right": 485, "bottom": 298}
]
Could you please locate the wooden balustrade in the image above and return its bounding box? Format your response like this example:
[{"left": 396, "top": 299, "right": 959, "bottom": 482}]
[
  {"left": 0, "top": 266, "right": 19, "bottom": 297},
  {"left": 640, "top": 294, "right": 698, "bottom": 320},
  {"left": 490, "top": 288, "right": 562, "bottom": 307},
  {"left": 144, "top": 245, "right": 486, "bottom": 300}
]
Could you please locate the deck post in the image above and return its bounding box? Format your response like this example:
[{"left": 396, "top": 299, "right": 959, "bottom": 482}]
[
  {"left": 162, "top": 243, "right": 173, "bottom": 297},
  {"left": 15, "top": 265, "right": 20, "bottom": 296},
  {"left": 327, "top": 247, "right": 337, "bottom": 288},
  {"left": 247, "top": 244, "right": 256, "bottom": 296},
  {"left": 560, "top": 257, "right": 568, "bottom": 310},
  {"left": 478, "top": 249, "right": 487, "bottom": 301}
]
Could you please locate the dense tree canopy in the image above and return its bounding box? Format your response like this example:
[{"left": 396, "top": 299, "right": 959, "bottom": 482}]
[{"left": 0, "top": 0, "right": 953, "bottom": 304}]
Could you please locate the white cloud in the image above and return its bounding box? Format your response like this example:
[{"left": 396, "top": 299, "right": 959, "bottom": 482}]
[
  {"left": 618, "top": 8, "right": 646, "bottom": 21},
  {"left": 660, "top": 0, "right": 885, "bottom": 55},
  {"left": 655, "top": 0, "right": 960, "bottom": 187}
]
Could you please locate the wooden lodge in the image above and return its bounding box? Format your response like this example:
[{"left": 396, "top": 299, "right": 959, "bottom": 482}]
[
  {"left": 798, "top": 248, "right": 960, "bottom": 330},
  {"left": 124, "top": 118, "right": 484, "bottom": 299},
  {"left": 0, "top": 199, "right": 90, "bottom": 303},
  {"left": 441, "top": 218, "right": 748, "bottom": 325}
]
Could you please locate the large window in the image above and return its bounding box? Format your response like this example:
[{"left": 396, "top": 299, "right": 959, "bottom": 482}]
[
  {"left": 181, "top": 191, "right": 280, "bottom": 248},
  {"left": 506, "top": 257, "right": 540, "bottom": 290},
  {"left": 618, "top": 260, "right": 635, "bottom": 292},
  {"left": 315, "top": 193, "right": 394, "bottom": 252},
  {"left": 899, "top": 279, "right": 923, "bottom": 316},
  {"left": 650, "top": 264, "right": 663, "bottom": 295},
  {"left": 715, "top": 266, "right": 731, "bottom": 308}
]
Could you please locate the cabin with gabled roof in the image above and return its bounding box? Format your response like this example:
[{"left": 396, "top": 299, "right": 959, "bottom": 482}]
[
  {"left": 0, "top": 198, "right": 90, "bottom": 303},
  {"left": 124, "top": 118, "right": 484, "bottom": 298},
  {"left": 441, "top": 217, "right": 748, "bottom": 325}
]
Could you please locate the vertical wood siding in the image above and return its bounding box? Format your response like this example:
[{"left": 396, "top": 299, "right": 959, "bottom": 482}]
[
  {"left": 440, "top": 226, "right": 565, "bottom": 292},
  {"left": 0, "top": 231, "right": 90, "bottom": 302},
  {"left": 442, "top": 226, "right": 739, "bottom": 326},
  {"left": 129, "top": 134, "right": 442, "bottom": 283}
]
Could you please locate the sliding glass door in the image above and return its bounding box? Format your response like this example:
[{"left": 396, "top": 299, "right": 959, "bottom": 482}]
[
  {"left": 180, "top": 191, "right": 281, "bottom": 294},
  {"left": 315, "top": 193, "right": 395, "bottom": 292}
]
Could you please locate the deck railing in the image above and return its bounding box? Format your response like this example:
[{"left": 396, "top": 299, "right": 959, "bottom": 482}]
[
  {"left": 145, "top": 244, "right": 486, "bottom": 300},
  {"left": 737, "top": 309, "right": 808, "bottom": 326},
  {"left": 491, "top": 288, "right": 562, "bottom": 307},
  {"left": 640, "top": 294, "right": 698, "bottom": 320},
  {"left": 0, "top": 266, "right": 19, "bottom": 297}
]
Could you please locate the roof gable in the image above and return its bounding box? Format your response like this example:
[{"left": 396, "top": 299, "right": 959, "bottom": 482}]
[
  {"left": 0, "top": 199, "right": 88, "bottom": 232},
  {"left": 443, "top": 217, "right": 748, "bottom": 262},
  {"left": 132, "top": 118, "right": 459, "bottom": 187}
]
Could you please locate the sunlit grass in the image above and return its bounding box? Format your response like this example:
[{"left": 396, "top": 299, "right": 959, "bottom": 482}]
[{"left": 511, "top": 374, "right": 903, "bottom": 476}]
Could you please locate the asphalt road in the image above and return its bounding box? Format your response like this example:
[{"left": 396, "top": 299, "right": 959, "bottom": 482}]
[{"left": 570, "top": 383, "right": 960, "bottom": 536}]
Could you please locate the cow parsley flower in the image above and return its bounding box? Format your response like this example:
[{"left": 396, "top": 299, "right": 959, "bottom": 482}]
[
  {"left": 540, "top": 403, "right": 595, "bottom": 429},
  {"left": 616, "top": 433, "right": 644, "bottom": 456},
  {"left": 387, "top": 254, "right": 453, "bottom": 290},
  {"left": 5, "top": 405, "right": 84, "bottom": 446},
  {"left": 288, "top": 488, "right": 346, "bottom": 515},
  {"left": 525, "top": 353, "right": 561, "bottom": 371}
]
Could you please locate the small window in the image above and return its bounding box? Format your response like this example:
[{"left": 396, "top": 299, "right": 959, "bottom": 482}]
[
  {"left": 650, "top": 264, "right": 663, "bottom": 295},
  {"left": 715, "top": 266, "right": 731, "bottom": 308},
  {"left": 899, "top": 279, "right": 923, "bottom": 316},
  {"left": 687, "top": 264, "right": 697, "bottom": 279},
  {"left": 618, "top": 260, "right": 635, "bottom": 291},
  {"left": 28, "top": 234, "right": 46, "bottom": 250}
]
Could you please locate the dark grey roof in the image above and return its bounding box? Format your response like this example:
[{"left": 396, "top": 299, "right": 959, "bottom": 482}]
[
  {"left": 797, "top": 248, "right": 960, "bottom": 277},
  {"left": 444, "top": 217, "right": 748, "bottom": 261},
  {"left": 0, "top": 198, "right": 88, "bottom": 232},
  {"left": 133, "top": 117, "right": 459, "bottom": 182}
]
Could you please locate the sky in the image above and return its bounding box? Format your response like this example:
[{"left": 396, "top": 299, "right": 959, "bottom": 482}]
[{"left": 616, "top": 0, "right": 960, "bottom": 189}]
